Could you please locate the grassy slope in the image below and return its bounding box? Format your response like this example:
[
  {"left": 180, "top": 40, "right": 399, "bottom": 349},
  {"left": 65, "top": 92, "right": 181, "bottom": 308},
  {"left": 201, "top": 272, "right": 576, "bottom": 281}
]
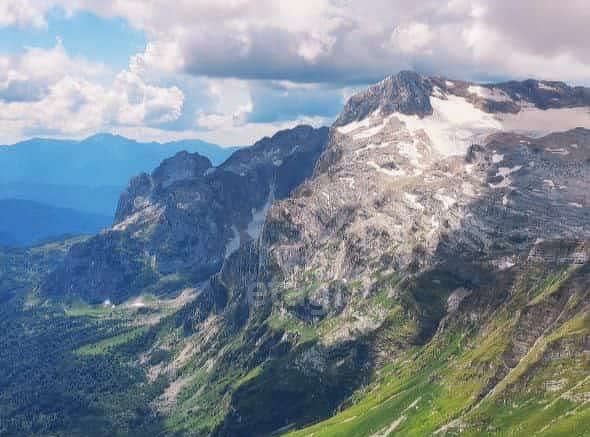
[{"left": 285, "top": 262, "right": 590, "bottom": 436}]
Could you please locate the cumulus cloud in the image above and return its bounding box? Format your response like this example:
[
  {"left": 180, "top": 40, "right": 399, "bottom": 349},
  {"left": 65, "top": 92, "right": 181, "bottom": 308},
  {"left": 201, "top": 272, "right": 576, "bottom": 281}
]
[
  {"left": 0, "top": 0, "right": 48, "bottom": 28},
  {"left": 195, "top": 78, "right": 252, "bottom": 130},
  {"left": 390, "top": 22, "right": 435, "bottom": 55},
  {"left": 9, "top": 1, "right": 590, "bottom": 84},
  {"left": 0, "top": 41, "right": 184, "bottom": 143},
  {"left": 0, "top": 39, "right": 105, "bottom": 103},
  {"left": 53, "top": 0, "right": 590, "bottom": 84}
]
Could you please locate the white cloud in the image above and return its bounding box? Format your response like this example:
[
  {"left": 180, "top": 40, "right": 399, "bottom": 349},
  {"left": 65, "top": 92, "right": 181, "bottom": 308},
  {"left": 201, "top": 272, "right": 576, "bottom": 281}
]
[
  {"left": 0, "top": 39, "right": 106, "bottom": 101},
  {"left": 113, "top": 70, "right": 184, "bottom": 125},
  {"left": 111, "top": 115, "right": 330, "bottom": 147},
  {"left": 0, "top": 0, "right": 48, "bottom": 28},
  {"left": 130, "top": 39, "right": 185, "bottom": 74},
  {"left": 0, "top": 41, "right": 184, "bottom": 143},
  {"left": 390, "top": 22, "right": 435, "bottom": 54},
  {"left": 43, "top": 0, "right": 588, "bottom": 86},
  {"left": 195, "top": 78, "right": 252, "bottom": 130},
  {"left": 7, "top": 1, "right": 590, "bottom": 84}
]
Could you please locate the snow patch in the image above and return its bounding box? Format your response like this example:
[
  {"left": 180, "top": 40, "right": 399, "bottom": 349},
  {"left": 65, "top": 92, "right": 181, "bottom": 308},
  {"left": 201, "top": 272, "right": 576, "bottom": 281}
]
[
  {"left": 353, "top": 119, "right": 391, "bottom": 139},
  {"left": 432, "top": 86, "right": 445, "bottom": 98},
  {"left": 547, "top": 147, "right": 570, "bottom": 155},
  {"left": 128, "top": 297, "right": 147, "bottom": 308},
  {"left": 468, "top": 85, "right": 511, "bottom": 102},
  {"left": 434, "top": 192, "right": 456, "bottom": 209},
  {"left": 489, "top": 166, "right": 521, "bottom": 189},
  {"left": 354, "top": 141, "right": 392, "bottom": 155},
  {"left": 246, "top": 191, "right": 274, "bottom": 240},
  {"left": 492, "top": 153, "right": 504, "bottom": 163},
  {"left": 489, "top": 178, "right": 511, "bottom": 189},
  {"left": 404, "top": 193, "right": 424, "bottom": 210},
  {"left": 497, "top": 257, "right": 516, "bottom": 271},
  {"left": 336, "top": 113, "right": 374, "bottom": 134},
  {"left": 338, "top": 91, "right": 590, "bottom": 164},
  {"left": 538, "top": 82, "right": 559, "bottom": 92},
  {"left": 224, "top": 225, "right": 240, "bottom": 258},
  {"left": 497, "top": 165, "right": 522, "bottom": 178},
  {"left": 497, "top": 106, "right": 590, "bottom": 137},
  {"left": 396, "top": 94, "right": 502, "bottom": 157},
  {"left": 338, "top": 111, "right": 398, "bottom": 140}
]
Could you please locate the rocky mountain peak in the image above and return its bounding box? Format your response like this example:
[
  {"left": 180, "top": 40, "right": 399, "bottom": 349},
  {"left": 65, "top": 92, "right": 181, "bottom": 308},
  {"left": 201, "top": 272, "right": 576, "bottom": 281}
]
[
  {"left": 336, "top": 71, "right": 590, "bottom": 139},
  {"left": 334, "top": 71, "right": 433, "bottom": 127},
  {"left": 220, "top": 124, "right": 327, "bottom": 176},
  {"left": 152, "top": 151, "right": 212, "bottom": 186},
  {"left": 114, "top": 151, "right": 212, "bottom": 224}
]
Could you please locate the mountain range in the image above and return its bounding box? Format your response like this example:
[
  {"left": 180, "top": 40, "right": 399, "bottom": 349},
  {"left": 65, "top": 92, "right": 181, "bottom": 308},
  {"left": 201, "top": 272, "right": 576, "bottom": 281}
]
[
  {"left": 1, "top": 71, "right": 589, "bottom": 436},
  {"left": 0, "top": 198, "right": 112, "bottom": 247},
  {"left": 0, "top": 134, "right": 238, "bottom": 246}
]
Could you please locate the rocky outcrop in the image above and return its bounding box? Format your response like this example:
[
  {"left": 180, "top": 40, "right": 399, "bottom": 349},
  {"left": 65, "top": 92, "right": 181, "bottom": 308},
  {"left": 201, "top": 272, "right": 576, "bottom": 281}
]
[{"left": 334, "top": 71, "right": 433, "bottom": 126}]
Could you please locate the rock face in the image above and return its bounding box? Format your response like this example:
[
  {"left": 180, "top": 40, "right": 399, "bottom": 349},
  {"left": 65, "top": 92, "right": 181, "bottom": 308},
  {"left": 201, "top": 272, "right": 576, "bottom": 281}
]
[{"left": 41, "top": 125, "right": 329, "bottom": 302}]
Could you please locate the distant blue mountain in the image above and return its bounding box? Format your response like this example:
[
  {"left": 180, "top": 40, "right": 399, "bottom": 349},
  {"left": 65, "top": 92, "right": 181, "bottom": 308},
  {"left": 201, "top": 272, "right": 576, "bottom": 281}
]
[
  {"left": 0, "top": 133, "right": 238, "bottom": 187},
  {"left": 0, "top": 183, "right": 122, "bottom": 216},
  {"left": 0, "top": 199, "right": 112, "bottom": 247},
  {"left": 0, "top": 134, "right": 239, "bottom": 216}
]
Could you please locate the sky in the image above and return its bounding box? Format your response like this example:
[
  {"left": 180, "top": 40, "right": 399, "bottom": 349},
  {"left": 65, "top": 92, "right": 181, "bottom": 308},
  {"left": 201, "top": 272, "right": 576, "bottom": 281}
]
[{"left": 0, "top": 0, "right": 588, "bottom": 146}]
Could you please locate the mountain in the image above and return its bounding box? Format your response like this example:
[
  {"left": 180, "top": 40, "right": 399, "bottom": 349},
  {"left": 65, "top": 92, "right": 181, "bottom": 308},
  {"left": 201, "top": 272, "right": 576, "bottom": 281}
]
[
  {"left": 0, "top": 134, "right": 239, "bottom": 216},
  {"left": 1, "top": 72, "right": 590, "bottom": 436},
  {"left": 0, "top": 199, "right": 112, "bottom": 247},
  {"left": 41, "top": 125, "right": 329, "bottom": 303},
  {"left": 184, "top": 72, "right": 590, "bottom": 436},
  {"left": 0, "top": 183, "right": 123, "bottom": 217}
]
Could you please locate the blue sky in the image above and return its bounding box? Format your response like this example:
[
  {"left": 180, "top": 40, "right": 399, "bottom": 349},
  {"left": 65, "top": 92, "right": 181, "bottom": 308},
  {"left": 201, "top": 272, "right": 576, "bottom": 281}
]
[
  {"left": 0, "top": 0, "right": 588, "bottom": 146},
  {"left": 0, "top": 9, "right": 145, "bottom": 69}
]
